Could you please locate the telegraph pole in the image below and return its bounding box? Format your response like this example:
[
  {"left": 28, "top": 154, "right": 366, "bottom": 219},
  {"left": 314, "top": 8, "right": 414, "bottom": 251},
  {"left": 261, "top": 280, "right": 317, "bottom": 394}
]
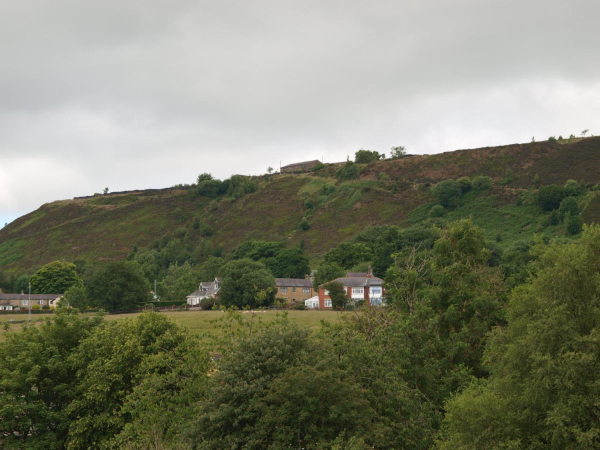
[{"left": 28, "top": 283, "right": 31, "bottom": 323}]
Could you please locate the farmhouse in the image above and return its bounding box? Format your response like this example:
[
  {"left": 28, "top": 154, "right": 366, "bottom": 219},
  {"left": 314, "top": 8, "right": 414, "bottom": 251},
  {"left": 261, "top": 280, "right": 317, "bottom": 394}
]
[
  {"left": 275, "top": 278, "right": 316, "bottom": 305},
  {"left": 280, "top": 160, "right": 321, "bottom": 173},
  {"left": 318, "top": 267, "right": 385, "bottom": 309},
  {"left": 0, "top": 290, "right": 63, "bottom": 310},
  {"left": 187, "top": 278, "right": 221, "bottom": 306}
]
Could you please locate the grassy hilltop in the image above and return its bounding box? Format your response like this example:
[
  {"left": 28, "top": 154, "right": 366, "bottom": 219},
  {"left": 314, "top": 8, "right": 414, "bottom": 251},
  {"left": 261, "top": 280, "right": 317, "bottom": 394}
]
[{"left": 1, "top": 136, "right": 600, "bottom": 275}]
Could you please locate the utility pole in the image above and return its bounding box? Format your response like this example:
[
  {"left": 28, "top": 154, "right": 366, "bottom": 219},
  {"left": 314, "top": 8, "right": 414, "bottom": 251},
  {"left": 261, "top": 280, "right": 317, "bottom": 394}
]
[{"left": 28, "top": 283, "right": 31, "bottom": 323}]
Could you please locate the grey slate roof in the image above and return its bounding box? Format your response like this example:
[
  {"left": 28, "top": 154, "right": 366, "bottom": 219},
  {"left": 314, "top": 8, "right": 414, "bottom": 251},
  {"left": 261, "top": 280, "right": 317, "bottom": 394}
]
[
  {"left": 275, "top": 278, "right": 313, "bottom": 288},
  {"left": 330, "top": 277, "right": 384, "bottom": 287},
  {"left": 0, "top": 293, "right": 62, "bottom": 300},
  {"left": 346, "top": 272, "right": 368, "bottom": 278},
  {"left": 281, "top": 160, "right": 320, "bottom": 169}
]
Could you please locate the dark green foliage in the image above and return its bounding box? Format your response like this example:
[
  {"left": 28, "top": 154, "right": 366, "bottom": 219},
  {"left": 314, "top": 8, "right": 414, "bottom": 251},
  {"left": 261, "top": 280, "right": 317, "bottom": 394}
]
[
  {"left": 538, "top": 184, "right": 565, "bottom": 211},
  {"left": 431, "top": 179, "right": 462, "bottom": 208},
  {"left": 87, "top": 261, "right": 151, "bottom": 311},
  {"left": 64, "top": 285, "right": 88, "bottom": 311},
  {"left": 157, "top": 262, "right": 199, "bottom": 302},
  {"left": 313, "top": 262, "right": 345, "bottom": 289},
  {"left": 500, "top": 240, "right": 534, "bottom": 288},
  {"left": 472, "top": 175, "right": 492, "bottom": 191},
  {"left": 199, "top": 223, "right": 214, "bottom": 236},
  {"left": 200, "top": 297, "right": 218, "bottom": 310},
  {"left": 197, "top": 172, "right": 214, "bottom": 183},
  {"left": 0, "top": 310, "right": 103, "bottom": 449},
  {"left": 197, "top": 179, "right": 224, "bottom": 198},
  {"left": 336, "top": 161, "right": 360, "bottom": 180},
  {"left": 29, "top": 260, "right": 83, "bottom": 294},
  {"left": 457, "top": 176, "right": 472, "bottom": 193},
  {"left": 564, "top": 179, "right": 581, "bottom": 197},
  {"left": 218, "top": 259, "right": 276, "bottom": 308},
  {"left": 429, "top": 204, "right": 445, "bottom": 218},
  {"left": 499, "top": 168, "right": 514, "bottom": 185},
  {"left": 269, "top": 247, "right": 310, "bottom": 278},
  {"left": 226, "top": 175, "right": 259, "bottom": 199},
  {"left": 559, "top": 196, "right": 579, "bottom": 219},
  {"left": 323, "top": 280, "right": 348, "bottom": 309},
  {"left": 354, "top": 149, "right": 382, "bottom": 164},
  {"left": 323, "top": 242, "right": 372, "bottom": 269},
  {"left": 440, "top": 226, "right": 600, "bottom": 448},
  {"left": 298, "top": 218, "right": 310, "bottom": 230},
  {"left": 566, "top": 213, "right": 584, "bottom": 235},
  {"left": 371, "top": 226, "right": 403, "bottom": 277},
  {"left": 311, "top": 162, "right": 325, "bottom": 171}
]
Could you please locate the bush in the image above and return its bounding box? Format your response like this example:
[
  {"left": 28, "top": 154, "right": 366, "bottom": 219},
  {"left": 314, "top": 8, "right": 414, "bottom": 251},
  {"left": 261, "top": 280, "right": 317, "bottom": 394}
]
[
  {"left": 559, "top": 196, "right": 579, "bottom": 220},
  {"left": 336, "top": 162, "right": 360, "bottom": 180},
  {"left": 564, "top": 179, "right": 580, "bottom": 197},
  {"left": 498, "top": 168, "right": 514, "bottom": 185},
  {"left": 149, "top": 301, "right": 187, "bottom": 307},
  {"left": 537, "top": 185, "right": 565, "bottom": 211},
  {"left": 32, "top": 304, "right": 41, "bottom": 311},
  {"left": 311, "top": 162, "right": 325, "bottom": 172},
  {"left": 354, "top": 150, "right": 382, "bottom": 164},
  {"left": 457, "top": 177, "right": 472, "bottom": 193},
  {"left": 472, "top": 176, "right": 492, "bottom": 191},
  {"left": 378, "top": 172, "right": 390, "bottom": 181},
  {"left": 566, "top": 214, "right": 584, "bottom": 235},
  {"left": 299, "top": 219, "right": 310, "bottom": 231},
  {"left": 200, "top": 224, "right": 214, "bottom": 237},
  {"left": 431, "top": 179, "right": 462, "bottom": 208},
  {"left": 290, "top": 302, "right": 307, "bottom": 310},
  {"left": 429, "top": 205, "right": 446, "bottom": 218},
  {"left": 304, "top": 199, "right": 315, "bottom": 209},
  {"left": 200, "top": 297, "right": 218, "bottom": 310}
]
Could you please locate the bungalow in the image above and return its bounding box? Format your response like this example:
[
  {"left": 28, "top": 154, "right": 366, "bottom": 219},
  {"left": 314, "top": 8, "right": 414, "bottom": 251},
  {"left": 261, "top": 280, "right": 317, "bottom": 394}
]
[
  {"left": 318, "top": 267, "right": 385, "bottom": 309},
  {"left": 275, "top": 278, "right": 316, "bottom": 306},
  {"left": 187, "top": 278, "right": 221, "bottom": 306},
  {"left": 0, "top": 290, "right": 63, "bottom": 310}
]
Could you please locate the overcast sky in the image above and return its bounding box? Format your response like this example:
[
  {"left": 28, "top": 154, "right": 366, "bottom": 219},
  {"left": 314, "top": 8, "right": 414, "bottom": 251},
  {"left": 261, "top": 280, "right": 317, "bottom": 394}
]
[{"left": 1, "top": 0, "right": 599, "bottom": 227}]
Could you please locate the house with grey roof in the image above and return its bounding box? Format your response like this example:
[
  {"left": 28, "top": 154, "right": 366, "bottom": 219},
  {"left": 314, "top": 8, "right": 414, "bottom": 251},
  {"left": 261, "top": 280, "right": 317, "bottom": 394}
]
[
  {"left": 0, "top": 290, "right": 63, "bottom": 311},
  {"left": 280, "top": 160, "right": 321, "bottom": 173},
  {"left": 317, "top": 266, "right": 385, "bottom": 309},
  {"left": 275, "top": 277, "right": 315, "bottom": 305},
  {"left": 187, "top": 278, "right": 221, "bottom": 306}
]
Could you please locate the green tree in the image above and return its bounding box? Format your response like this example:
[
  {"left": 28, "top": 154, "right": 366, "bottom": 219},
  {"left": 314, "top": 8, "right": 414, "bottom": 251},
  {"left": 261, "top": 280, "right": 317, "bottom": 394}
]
[
  {"left": 538, "top": 184, "right": 565, "bottom": 211},
  {"left": 87, "top": 261, "right": 150, "bottom": 311},
  {"left": 390, "top": 145, "right": 407, "bottom": 159},
  {"left": 63, "top": 285, "right": 88, "bottom": 311},
  {"left": 566, "top": 212, "right": 584, "bottom": 235},
  {"left": 335, "top": 161, "right": 360, "bottom": 180},
  {"left": 270, "top": 247, "right": 310, "bottom": 278},
  {"left": 431, "top": 179, "right": 463, "bottom": 208},
  {"left": 157, "top": 262, "right": 200, "bottom": 302},
  {"left": 457, "top": 176, "right": 472, "bottom": 193},
  {"left": 559, "top": 196, "right": 579, "bottom": 220},
  {"left": 472, "top": 175, "right": 492, "bottom": 191},
  {"left": 313, "top": 262, "right": 345, "bottom": 289},
  {"left": 196, "top": 172, "right": 213, "bottom": 183},
  {"left": 218, "top": 259, "right": 276, "bottom": 308},
  {"left": 564, "top": 179, "right": 580, "bottom": 197},
  {"left": 323, "top": 242, "right": 373, "bottom": 269},
  {"left": 439, "top": 225, "right": 600, "bottom": 449},
  {"left": 323, "top": 281, "right": 348, "bottom": 310},
  {"left": 29, "top": 260, "right": 83, "bottom": 294},
  {"left": 0, "top": 310, "right": 103, "bottom": 449},
  {"left": 354, "top": 149, "right": 382, "bottom": 164}
]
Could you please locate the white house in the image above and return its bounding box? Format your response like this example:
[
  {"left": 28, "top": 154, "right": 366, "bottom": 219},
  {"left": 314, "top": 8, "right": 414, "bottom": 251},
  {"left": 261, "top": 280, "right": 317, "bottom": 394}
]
[{"left": 187, "top": 278, "right": 221, "bottom": 306}]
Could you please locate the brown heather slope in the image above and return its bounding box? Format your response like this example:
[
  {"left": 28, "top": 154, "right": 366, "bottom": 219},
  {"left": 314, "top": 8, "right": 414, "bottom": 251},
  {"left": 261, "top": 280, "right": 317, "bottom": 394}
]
[{"left": 1, "top": 137, "right": 600, "bottom": 275}]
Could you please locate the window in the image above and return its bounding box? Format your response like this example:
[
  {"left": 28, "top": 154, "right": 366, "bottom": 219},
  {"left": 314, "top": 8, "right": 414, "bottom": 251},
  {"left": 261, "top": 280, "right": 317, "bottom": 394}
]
[
  {"left": 324, "top": 290, "right": 330, "bottom": 296},
  {"left": 371, "top": 287, "right": 382, "bottom": 297},
  {"left": 39, "top": 300, "right": 44, "bottom": 305},
  {"left": 22, "top": 300, "right": 28, "bottom": 306},
  {"left": 302, "top": 287, "right": 310, "bottom": 293},
  {"left": 292, "top": 287, "right": 296, "bottom": 292},
  {"left": 280, "top": 287, "right": 288, "bottom": 293},
  {"left": 352, "top": 288, "right": 364, "bottom": 295},
  {"left": 324, "top": 299, "right": 332, "bottom": 308}
]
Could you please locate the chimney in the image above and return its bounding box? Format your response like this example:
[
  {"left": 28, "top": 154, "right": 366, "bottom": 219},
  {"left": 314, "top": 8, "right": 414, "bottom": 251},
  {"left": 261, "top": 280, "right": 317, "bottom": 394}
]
[
  {"left": 367, "top": 265, "right": 373, "bottom": 278},
  {"left": 21, "top": 290, "right": 24, "bottom": 294}
]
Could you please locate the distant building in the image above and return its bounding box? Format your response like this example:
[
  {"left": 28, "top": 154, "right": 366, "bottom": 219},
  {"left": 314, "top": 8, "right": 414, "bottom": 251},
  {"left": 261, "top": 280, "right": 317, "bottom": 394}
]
[
  {"left": 280, "top": 160, "right": 321, "bottom": 173},
  {"left": 0, "top": 290, "right": 62, "bottom": 310},
  {"left": 275, "top": 277, "right": 316, "bottom": 306},
  {"left": 187, "top": 278, "right": 221, "bottom": 306},
  {"left": 318, "top": 266, "right": 385, "bottom": 309}
]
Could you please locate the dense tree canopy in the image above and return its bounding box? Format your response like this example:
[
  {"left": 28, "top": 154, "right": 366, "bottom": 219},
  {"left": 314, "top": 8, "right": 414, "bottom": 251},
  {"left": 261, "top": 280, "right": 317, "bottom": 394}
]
[
  {"left": 86, "top": 261, "right": 150, "bottom": 311},
  {"left": 219, "top": 259, "right": 276, "bottom": 308},
  {"left": 29, "top": 260, "right": 83, "bottom": 294}
]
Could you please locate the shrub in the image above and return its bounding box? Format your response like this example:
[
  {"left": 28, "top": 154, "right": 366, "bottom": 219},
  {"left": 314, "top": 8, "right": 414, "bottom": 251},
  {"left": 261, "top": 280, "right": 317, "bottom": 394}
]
[
  {"left": 472, "top": 176, "right": 492, "bottom": 191},
  {"left": 200, "top": 224, "right": 214, "bottom": 237},
  {"left": 498, "top": 168, "right": 514, "bottom": 185},
  {"left": 390, "top": 145, "right": 407, "bottom": 159},
  {"left": 564, "top": 179, "right": 580, "bottom": 197},
  {"left": 197, "top": 180, "right": 224, "bottom": 198},
  {"left": 32, "top": 304, "right": 41, "bottom": 311},
  {"left": 299, "top": 219, "right": 310, "bottom": 231},
  {"left": 304, "top": 199, "right": 315, "bottom": 209},
  {"left": 42, "top": 305, "right": 50, "bottom": 310},
  {"left": 566, "top": 214, "right": 584, "bottom": 235},
  {"left": 311, "top": 162, "right": 325, "bottom": 172},
  {"left": 548, "top": 136, "right": 557, "bottom": 142},
  {"left": 192, "top": 214, "right": 201, "bottom": 229},
  {"left": 290, "top": 302, "right": 307, "bottom": 310},
  {"left": 354, "top": 150, "right": 382, "bottom": 164},
  {"left": 537, "top": 185, "right": 565, "bottom": 211},
  {"left": 432, "top": 179, "right": 462, "bottom": 208},
  {"left": 378, "top": 172, "right": 390, "bottom": 181},
  {"left": 559, "top": 196, "right": 579, "bottom": 220},
  {"left": 336, "top": 162, "right": 360, "bottom": 180},
  {"left": 200, "top": 297, "right": 218, "bottom": 310},
  {"left": 457, "top": 177, "right": 472, "bottom": 193},
  {"left": 320, "top": 184, "right": 336, "bottom": 195},
  {"left": 429, "top": 205, "right": 445, "bottom": 218}
]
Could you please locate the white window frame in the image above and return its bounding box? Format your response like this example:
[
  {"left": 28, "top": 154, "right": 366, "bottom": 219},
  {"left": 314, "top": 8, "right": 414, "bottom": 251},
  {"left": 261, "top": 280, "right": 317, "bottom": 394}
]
[
  {"left": 370, "top": 287, "right": 382, "bottom": 297},
  {"left": 280, "top": 287, "right": 288, "bottom": 293},
  {"left": 22, "top": 300, "right": 28, "bottom": 306},
  {"left": 302, "top": 287, "right": 310, "bottom": 294},
  {"left": 324, "top": 299, "right": 332, "bottom": 308}
]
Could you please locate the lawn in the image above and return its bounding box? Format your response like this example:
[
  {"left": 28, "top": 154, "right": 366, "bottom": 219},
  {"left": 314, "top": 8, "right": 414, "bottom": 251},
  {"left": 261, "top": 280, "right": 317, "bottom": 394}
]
[{"left": 0, "top": 309, "right": 348, "bottom": 342}]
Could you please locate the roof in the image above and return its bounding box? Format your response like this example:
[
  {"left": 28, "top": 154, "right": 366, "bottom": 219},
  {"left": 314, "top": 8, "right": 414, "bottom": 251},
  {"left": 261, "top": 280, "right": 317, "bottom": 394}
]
[
  {"left": 280, "top": 160, "right": 320, "bottom": 169},
  {"left": 275, "top": 278, "right": 313, "bottom": 288},
  {"left": 346, "top": 272, "right": 368, "bottom": 278},
  {"left": 188, "top": 279, "right": 220, "bottom": 299},
  {"left": 329, "top": 277, "right": 384, "bottom": 288},
  {"left": 0, "top": 293, "right": 62, "bottom": 300}
]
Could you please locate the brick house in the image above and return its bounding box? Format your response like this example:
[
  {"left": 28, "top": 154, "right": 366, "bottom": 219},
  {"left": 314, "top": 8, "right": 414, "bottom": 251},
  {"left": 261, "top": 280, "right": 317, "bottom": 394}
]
[
  {"left": 0, "top": 290, "right": 63, "bottom": 310},
  {"left": 318, "top": 267, "right": 385, "bottom": 309},
  {"left": 275, "top": 278, "right": 316, "bottom": 305}
]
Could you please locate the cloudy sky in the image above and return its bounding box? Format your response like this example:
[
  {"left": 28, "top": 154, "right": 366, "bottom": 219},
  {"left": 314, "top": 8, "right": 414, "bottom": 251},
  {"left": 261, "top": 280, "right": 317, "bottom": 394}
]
[{"left": 1, "top": 0, "right": 599, "bottom": 227}]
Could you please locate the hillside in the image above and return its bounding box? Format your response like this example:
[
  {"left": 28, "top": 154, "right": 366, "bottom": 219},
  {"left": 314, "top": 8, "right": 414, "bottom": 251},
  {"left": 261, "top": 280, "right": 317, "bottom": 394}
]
[{"left": 2, "top": 136, "right": 600, "bottom": 275}]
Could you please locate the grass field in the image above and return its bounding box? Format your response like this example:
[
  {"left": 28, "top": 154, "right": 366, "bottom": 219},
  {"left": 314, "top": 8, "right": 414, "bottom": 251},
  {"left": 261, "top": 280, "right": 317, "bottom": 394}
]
[{"left": 0, "top": 309, "right": 348, "bottom": 342}]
